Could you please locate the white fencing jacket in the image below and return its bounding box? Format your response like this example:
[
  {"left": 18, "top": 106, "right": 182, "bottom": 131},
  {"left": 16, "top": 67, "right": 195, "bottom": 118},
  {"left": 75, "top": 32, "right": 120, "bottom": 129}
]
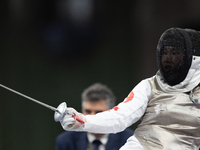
[{"left": 71, "top": 56, "right": 200, "bottom": 150}]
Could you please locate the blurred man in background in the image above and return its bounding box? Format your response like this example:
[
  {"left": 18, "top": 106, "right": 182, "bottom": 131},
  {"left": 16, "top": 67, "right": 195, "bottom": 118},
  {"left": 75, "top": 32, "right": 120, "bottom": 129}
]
[{"left": 55, "top": 83, "right": 134, "bottom": 150}]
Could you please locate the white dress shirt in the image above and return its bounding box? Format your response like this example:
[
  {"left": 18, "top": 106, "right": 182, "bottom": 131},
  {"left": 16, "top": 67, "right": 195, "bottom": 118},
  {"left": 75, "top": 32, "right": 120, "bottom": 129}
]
[{"left": 87, "top": 133, "right": 109, "bottom": 150}]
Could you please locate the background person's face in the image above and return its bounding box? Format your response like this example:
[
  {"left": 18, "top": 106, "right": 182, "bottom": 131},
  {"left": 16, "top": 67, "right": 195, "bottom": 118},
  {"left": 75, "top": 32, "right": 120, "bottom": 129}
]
[
  {"left": 82, "top": 100, "right": 108, "bottom": 138},
  {"left": 82, "top": 100, "right": 107, "bottom": 115}
]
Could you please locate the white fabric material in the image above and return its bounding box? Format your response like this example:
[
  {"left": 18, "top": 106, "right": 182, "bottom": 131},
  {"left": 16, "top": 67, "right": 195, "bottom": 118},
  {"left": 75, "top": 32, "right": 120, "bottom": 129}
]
[
  {"left": 119, "top": 135, "right": 145, "bottom": 150},
  {"left": 156, "top": 56, "right": 200, "bottom": 93}
]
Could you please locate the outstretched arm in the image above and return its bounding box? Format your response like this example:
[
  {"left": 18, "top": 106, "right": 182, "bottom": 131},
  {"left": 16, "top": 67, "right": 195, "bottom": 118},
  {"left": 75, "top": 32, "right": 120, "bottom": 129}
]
[{"left": 59, "top": 79, "right": 151, "bottom": 134}]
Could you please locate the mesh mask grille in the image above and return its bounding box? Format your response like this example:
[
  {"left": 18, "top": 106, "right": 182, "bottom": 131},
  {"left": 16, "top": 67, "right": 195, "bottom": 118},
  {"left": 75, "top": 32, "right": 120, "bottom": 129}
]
[{"left": 157, "top": 28, "right": 192, "bottom": 86}]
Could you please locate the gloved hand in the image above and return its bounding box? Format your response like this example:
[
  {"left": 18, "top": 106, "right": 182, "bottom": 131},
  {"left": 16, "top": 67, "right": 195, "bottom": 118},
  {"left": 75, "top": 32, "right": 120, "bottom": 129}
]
[
  {"left": 54, "top": 102, "right": 86, "bottom": 131},
  {"left": 60, "top": 107, "right": 85, "bottom": 130}
]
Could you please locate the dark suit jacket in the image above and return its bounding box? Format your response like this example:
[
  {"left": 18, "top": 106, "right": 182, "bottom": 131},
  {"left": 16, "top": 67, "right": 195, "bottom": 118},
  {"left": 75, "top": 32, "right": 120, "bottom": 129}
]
[{"left": 56, "top": 128, "right": 134, "bottom": 150}]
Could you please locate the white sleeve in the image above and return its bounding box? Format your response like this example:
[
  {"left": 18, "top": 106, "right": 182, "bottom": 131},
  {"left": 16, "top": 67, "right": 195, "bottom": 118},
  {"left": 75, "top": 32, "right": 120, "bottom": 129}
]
[{"left": 81, "top": 79, "right": 151, "bottom": 133}]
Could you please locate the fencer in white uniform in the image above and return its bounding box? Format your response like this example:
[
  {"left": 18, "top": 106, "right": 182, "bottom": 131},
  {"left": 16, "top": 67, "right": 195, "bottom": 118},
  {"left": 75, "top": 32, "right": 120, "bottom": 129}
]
[{"left": 57, "top": 28, "right": 200, "bottom": 150}]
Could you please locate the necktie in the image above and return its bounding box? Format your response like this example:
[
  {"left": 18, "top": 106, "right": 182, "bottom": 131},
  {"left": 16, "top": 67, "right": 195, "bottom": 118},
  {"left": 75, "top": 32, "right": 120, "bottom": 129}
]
[{"left": 93, "top": 139, "right": 101, "bottom": 150}]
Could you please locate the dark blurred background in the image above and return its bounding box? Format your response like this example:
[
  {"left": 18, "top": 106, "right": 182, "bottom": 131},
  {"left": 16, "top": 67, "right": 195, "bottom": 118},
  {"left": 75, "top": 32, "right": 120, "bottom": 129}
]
[{"left": 0, "top": 0, "right": 200, "bottom": 149}]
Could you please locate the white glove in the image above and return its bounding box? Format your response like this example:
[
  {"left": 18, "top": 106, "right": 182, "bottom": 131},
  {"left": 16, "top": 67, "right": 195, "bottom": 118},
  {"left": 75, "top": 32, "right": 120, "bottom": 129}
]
[
  {"left": 60, "top": 107, "right": 85, "bottom": 130},
  {"left": 54, "top": 102, "right": 85, "bottom": 131}
]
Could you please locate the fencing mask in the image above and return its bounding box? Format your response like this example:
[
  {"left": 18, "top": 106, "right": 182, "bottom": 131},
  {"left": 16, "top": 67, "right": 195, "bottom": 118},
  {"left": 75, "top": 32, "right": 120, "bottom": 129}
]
[{"left": 156, "top": 27, "right": 199, "bottom": 86}]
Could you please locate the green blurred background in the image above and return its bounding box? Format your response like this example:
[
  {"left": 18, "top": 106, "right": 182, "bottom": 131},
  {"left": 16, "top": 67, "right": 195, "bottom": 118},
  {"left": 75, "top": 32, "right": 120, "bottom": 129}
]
[{"left": 1, "top": 0, "right": 200, "bottom": 149}]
